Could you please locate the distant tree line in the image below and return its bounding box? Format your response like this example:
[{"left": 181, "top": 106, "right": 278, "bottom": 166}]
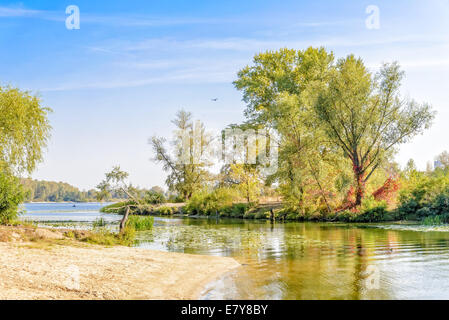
[
  {"left": 21, "top": 178, "right": 99, "bottom": 202},
  {"left": 21, "top": 178, "right": 166, "bottom": 203}
]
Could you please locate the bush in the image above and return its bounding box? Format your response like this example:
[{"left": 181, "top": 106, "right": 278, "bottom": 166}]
[
  {"left": 254, "top": 211, "right": 268, "bottom": 219},
  {"left": 0, "top": 173, "right": 24, "bottom": 224},
  {"left": 230, "top": 203, "right": 250, "bottom": 218},
  {"left": 185, "top": 188, "right": 237, "bottom": 216},
  {"left": 100, "top": 201, "right": 129, "bottom": 214},
  {"left": 422, "top": 214, "right": 449, "bottom": 225},
  {"left": 354, "top": 197, "right": 390, "bottom": 222},
  {"left": 145, "top": 190, "right": 166, "bottom": 204},
  {"left": 397, "top": 169, "right": 449, "bottom": 221},
  {"left": 156, "top": 206, "right": 174, "bottom": 215},
  {"left": 168, "top": 195, "right": 185, "bottom": 203}
]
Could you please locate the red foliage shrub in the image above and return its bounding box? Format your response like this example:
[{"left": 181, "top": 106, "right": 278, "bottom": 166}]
[{"left": 372, "top": 176, "right": 400, "bottom": 204}]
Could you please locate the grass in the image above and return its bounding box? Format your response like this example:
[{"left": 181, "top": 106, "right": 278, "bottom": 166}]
[
  {"left": 84, "top": 225, "right": 136, "bottom": 246},
  {"left": 7, "top": 219, "right": 37, "bottom": 228},
  {"left": 92, "top": 217, "right": 107, "bottom": 228},
  {"left": 422, "top": 215, "right": 448, "bottom": 226},
  {"left": 126, "top": 215, "right": 154, "bottom": 231}
]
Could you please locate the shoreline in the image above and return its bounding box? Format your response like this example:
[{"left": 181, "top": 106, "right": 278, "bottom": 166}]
[{"left": 0, "top": 226, "right": 240, "bottom": 300}]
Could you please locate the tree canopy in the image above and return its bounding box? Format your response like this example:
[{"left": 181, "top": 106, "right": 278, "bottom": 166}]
[
  {"left": 235, "top": 47, "right": 434, "bottom": 211},
  {"left": 0, "top": 86, "right": 51, "bottom": 175},
  {"left": 150, "top": 110, "right": 212, "bottom": 201}
]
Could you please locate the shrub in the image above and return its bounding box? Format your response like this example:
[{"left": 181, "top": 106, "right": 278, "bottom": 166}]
[
  {"left": 230, "top": 203, "right": 249, "bottom": 218},
  {"left": 254, "top": 211, "right": 268, "bottom": 220},
  {"left": 422, "top": 214, "right": 449, "bottom": 225},
  {"left": 100, "top": 201, "right": 128, "bottom": 214},
  {"left": 353, "top": 197, "right": 390, "bottom": 222},
  {"left": 185, "top": 188, "right": 237, "bottom": 216},
  {"left": 145, "top": 190, "right": 166, "bottom": 204},
  {"left": 157, "top": 206, "right": 173, "bottom": 215},
  {"left": 0, "top": 173, "right": 24, "bottom": 225}
]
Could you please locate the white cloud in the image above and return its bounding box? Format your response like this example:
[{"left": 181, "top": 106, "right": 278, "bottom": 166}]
[{"left": 0, "top": 6, "right": 40, "bottom": 17}]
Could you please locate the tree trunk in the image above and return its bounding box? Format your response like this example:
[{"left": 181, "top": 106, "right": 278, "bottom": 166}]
[
  {"left": 119, "top": 206, "right": 130, "bottom": 233},
  {"left": 354, "top": 171, "right": 365, "bottom": 207}
]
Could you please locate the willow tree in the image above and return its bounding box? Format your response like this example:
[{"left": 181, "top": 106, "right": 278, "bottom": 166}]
[
  {"left": 0, "top": 86, "right": 51, "bottom": 223},
  {"left": 150, "top": 110, "right": 212, "bottom": 201},
  {"left": 0, "top": 86, "right": 51, "bottom": 174},
  {"left": 315, "top": 56, "right": 434, "bottom": 207}
]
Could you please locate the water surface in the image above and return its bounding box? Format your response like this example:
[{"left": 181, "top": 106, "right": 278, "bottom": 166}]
[
  {"left": 22, "top": 202, "right": 121, "bottom": 225},
  {"left": 23, "top": 203, "right": 449, "bottom": 300}
]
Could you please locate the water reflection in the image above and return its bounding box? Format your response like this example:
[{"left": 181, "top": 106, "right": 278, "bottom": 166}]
[
  {"left": 137, "top": 218, "right": 449, "bottom": 300},
  {"left": 21, "top": 204, "right": 449, "bottom": 300}
]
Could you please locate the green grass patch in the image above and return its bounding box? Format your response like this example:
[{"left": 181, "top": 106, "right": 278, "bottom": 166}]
[
  {"left": 83, "top": 225, "right": 136, "bottom": 246},
  {"left": 126, "top": 215, "right": 154, "bottom": 231}
]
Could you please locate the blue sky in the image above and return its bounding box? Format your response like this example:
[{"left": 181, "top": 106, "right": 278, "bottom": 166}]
[{"left": 1, "top": 0, "right": 448, "bottom": 190}]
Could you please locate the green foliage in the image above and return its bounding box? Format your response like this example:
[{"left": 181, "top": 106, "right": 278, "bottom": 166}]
[
  {"left": 21, "top": 178, "right": 99, "bottom": 202},
  {"left": 397, "top": 168, "right": 449, "bottom": 220},
  {"left": 126, "top": 215, "right": 154, "bottom": 231},
  {"left": 0, "top": 85, "right": 51, "bottom": 224},
  {"left": 228, "top": 164, "right": 262, "bottom": 203},
  {"left": 0, "top": 172, "right": 24, "bottom": 224},
  {"left": 100, "top": 201, "right": 129, "bottom": 214},
  {"left": 150, "top": 110, "right": 212, "bottom": 201},
  {"left": 234, "top": 47, "right": 434, "bottom": 211},
  {"left": 185, "top": 188, "right": 237, "bottom": 216},
  {"left": 0, "top": 86, "right": 52, "bottom": 175},
  {"left": 156, "top": 206, "right": 174, "bottom": 215},
  {"left": 422, "top": 215, "right": 449, "bottom": 225},
  {"left": 144, "top": 190, "right": 166, "bottom": 204},
  {"left": 85, "top": 225, "right": 136, "bottom": 246}
]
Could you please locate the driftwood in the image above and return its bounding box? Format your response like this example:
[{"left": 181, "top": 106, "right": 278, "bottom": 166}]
[{"left": 119, "top": 207, "right": 130, "bottom": 233}]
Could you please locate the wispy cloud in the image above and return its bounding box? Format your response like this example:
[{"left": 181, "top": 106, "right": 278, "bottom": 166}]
[
  {"left": 40, "top": 62, "right": 240, "bottom": 92},
  {"left": 91, "top": 33, "right": 449, "bottom": 55},
  {"left": 0, "top": 6, "right": 41, "bottom": 17},
  {"left": 0, "top": 5, "right": 355, "bottom": 29}
]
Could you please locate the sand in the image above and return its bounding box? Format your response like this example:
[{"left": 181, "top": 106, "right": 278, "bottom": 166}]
[{"left": 0, "top": 236, "right": 240, "bottom": 300}]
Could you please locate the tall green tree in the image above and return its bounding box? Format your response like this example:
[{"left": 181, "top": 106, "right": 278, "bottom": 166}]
[
  {"left": 0, "top": 86, "right": 51, "bottom": 174},
  {"left": 315, "top": 57, "right": 434, "bottom": 206},
  {"left": 150, "top": 110, "right": 212, "bottom": 201},
  {"left": 0, "top": 86, "right": 51, "bottom": 223},
  {"left": 234, "top": 47, "right": 344, "bottom": 213}
]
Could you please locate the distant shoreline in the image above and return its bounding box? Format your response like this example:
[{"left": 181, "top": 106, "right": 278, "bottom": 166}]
[{"left": 23, "top": 201, "right": 118, "bottom": 204}]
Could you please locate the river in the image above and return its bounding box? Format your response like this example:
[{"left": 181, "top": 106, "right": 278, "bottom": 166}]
[{"left": 23, "top": 202, "right": 449, "bottom": 299}]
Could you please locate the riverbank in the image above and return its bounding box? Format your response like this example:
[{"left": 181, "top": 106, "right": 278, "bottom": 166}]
[
  {"left": 101, "top": 201, "right": 402, "bottom": 223},
  {"left": 0, "top": 226, "right": 240, "bottom": 300}
]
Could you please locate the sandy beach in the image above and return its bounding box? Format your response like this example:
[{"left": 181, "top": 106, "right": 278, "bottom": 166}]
[{"left": 0, "top": 227, "right": 240, "bottom": 300}]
